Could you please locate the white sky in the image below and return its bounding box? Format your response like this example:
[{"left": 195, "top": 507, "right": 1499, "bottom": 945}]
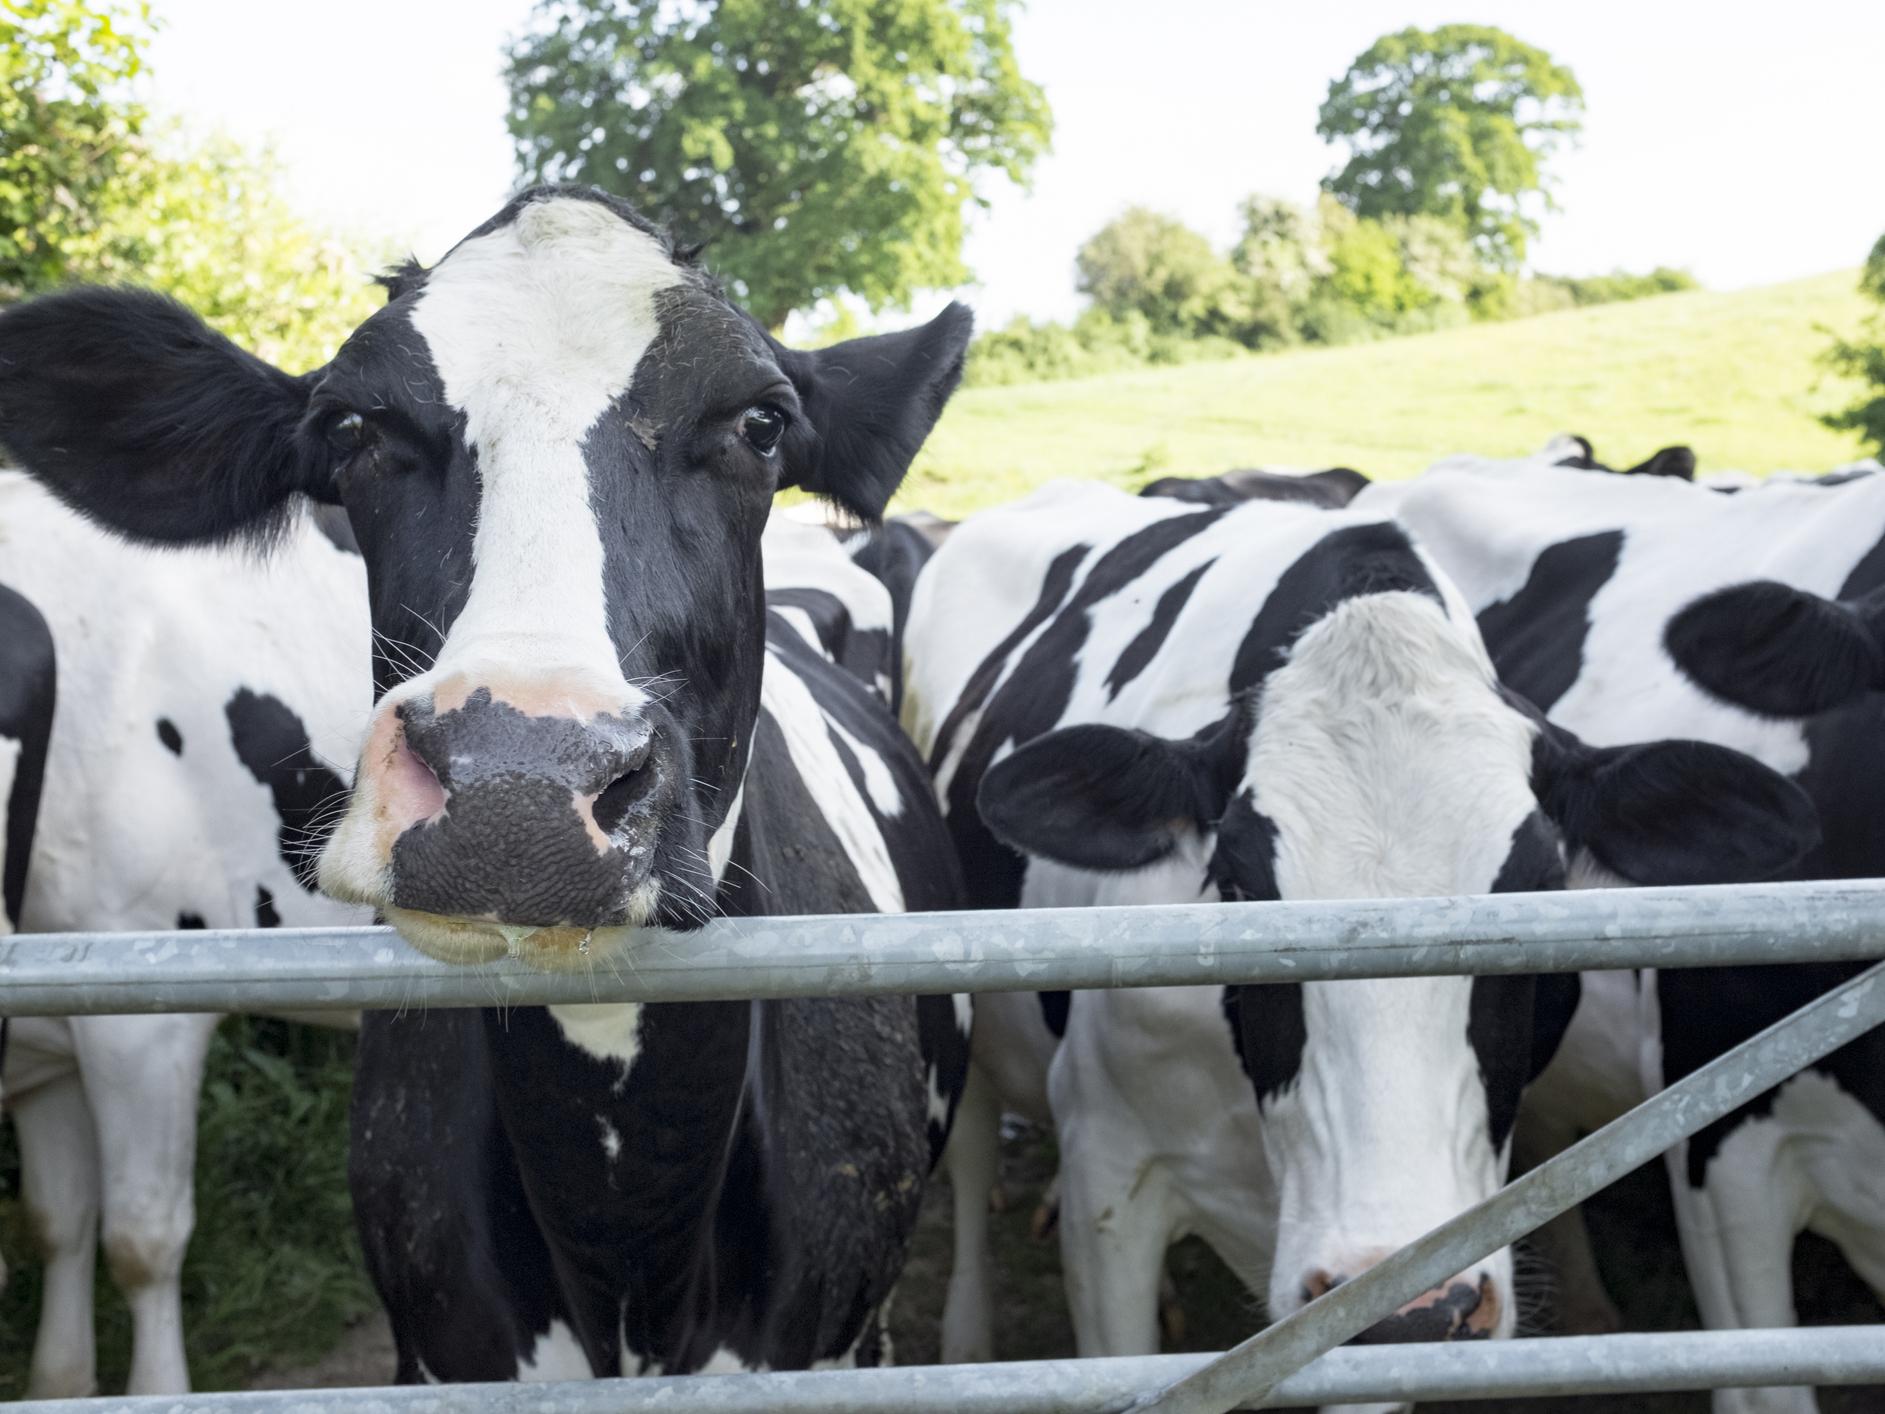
[{"left": 147, "top": 0, "right": 1885, "bottom": 327}]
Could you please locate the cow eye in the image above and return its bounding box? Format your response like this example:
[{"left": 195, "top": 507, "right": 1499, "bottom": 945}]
[
  {"left": 327, "top": 412, "right": 370, "bottom": 454},
  {"left": 738, "top": 405, "right": 787, "bottom": 457}
]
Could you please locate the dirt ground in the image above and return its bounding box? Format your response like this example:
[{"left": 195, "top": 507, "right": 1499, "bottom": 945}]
[{"left": 250, "top": 1121, "right": 1885, "bottom": 1411}]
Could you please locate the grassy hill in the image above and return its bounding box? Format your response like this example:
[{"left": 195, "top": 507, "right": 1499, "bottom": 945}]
[{"left": 902, "top": 270, "right": 1876, "bottom": 517}]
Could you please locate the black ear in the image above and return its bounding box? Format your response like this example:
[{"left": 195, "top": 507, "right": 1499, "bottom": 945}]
[
  {"left": 977, "top": 719, "right": 1238, "bottom": 873},
  {"left": 1550, "top": 434, "right": 1601, "bottom": 470},
  {"left": 773, "top": 303, "right": 973, "bottom": 522},
  {"left": 0, "top": 286, "right": 326, "bottom": 546},
  {"left": 1306, "top": 466, "right": 1371, "bottom": 502},
  {"left": 1665, "top": 579, "right": 1885, "bottom": 717},
  {"left": 1624, "top": 445, "right": 1696, "bottom": 480},
  {"left": 1536, "top": 724, "right": 1820, "bottom": 886}
]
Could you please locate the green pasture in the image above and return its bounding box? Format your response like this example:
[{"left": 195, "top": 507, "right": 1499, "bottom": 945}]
[{"left": 902, "top": 270, "right": 1874, "bottom": 517}]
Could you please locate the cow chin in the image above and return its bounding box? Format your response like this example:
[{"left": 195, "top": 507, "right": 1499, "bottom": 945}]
[{"left": 383, "top": 885, "right": 662, "bottom": 970}]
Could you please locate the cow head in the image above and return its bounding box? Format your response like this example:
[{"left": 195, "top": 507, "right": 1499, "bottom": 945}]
[
  {"left": 0, "top": 186, "right": 970, "bottom": 964},
  {"left": 978, "top": 588, "right": 1815, "bottom": 1340}
]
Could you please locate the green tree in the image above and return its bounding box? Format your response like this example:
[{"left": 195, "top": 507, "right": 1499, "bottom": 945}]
[
  {"left": 94, "top": 130, "right": 386, "bottom": 370},
  {"left": 1824, "top": 234, "right": 1885, "bottom": 456},
  {"left": 1318, "top": 24, "right": 1583, "bottom": 268},
  {"left": 1232, "top": 196, "right": 1321, "bottom": 304},
  {"left": 506, "top": 0, "right": 1051, "bottom": 330},
  {"left": 0, "top": 0, "right": 151, "bottom": 299},
  {"left": 1075, "top": 206, "right": 1246, "bottom": 339}
]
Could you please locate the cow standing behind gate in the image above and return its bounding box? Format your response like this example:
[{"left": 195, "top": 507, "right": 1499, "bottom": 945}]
[
  {"left": 1365, "top": 449, "right": 1885, "bottom": 1414},
  {"left": 898, "top": 479, "right": 1817, "bottom": 1411},
  {"left": 0, "top": 185, "right": 972, "bottom": 1382},
  {"left": 0, "top": 474, "right": 371, "bottom": 1396}
]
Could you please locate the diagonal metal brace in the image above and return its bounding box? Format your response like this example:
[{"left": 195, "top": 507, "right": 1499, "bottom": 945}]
[{"left": 1127, "top": 958, "right": 1885, "bottom": 1414}]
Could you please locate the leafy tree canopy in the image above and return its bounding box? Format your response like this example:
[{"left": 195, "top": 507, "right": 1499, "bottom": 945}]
[
  {"left": 0, "top": 0, "right": 151, "bottom": 299},
  {"left": 98, "top": 131, "right": 387, "bottom": 370},
  {"left": 1318, "top": 24, "right": 1583, "bottom": 268},
  {"left": 1824, "top": 233, "right": 1885, "bottom": 457},
  {"left": 507, "top": 0, "right": 1051, "bottom": 329},
  {"left": 1076, "top": 206, "right": 1247, "bottom": 339},
  {"left": 3, "top": 1, "right": 385, "bottom": 370}
]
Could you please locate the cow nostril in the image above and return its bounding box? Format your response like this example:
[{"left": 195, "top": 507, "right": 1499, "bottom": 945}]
[
  {"left": 591, "top": 747, "right": 655, "bottom": 836},
  {"left": 389, "top": 732, "right": 447, "bottom": 820},
  {"left": 1302, "top": 1269, "right": 1344, "bottom": 1303}
]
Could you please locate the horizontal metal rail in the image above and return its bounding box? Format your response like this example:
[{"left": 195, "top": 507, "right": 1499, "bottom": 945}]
[
  {"left": 4, "top": 878, "right": 1884, "bottom": 1015},
  {"left": 14, "top": 1328, "right": 1885, "bottom": 1412},
  {"left": 1132, "top": 957, "right": 1885, "bottom": 1413}
]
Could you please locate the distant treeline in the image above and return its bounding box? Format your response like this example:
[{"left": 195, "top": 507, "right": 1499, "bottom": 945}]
[{"left": 967, "top": 197, "right": 1696, "bottom": 389}]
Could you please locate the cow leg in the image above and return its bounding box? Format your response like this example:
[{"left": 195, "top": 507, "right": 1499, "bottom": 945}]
[
  {"left": 1795, "top": 1075, "right": 1885, "bottom": 1310},
  {"left": 14, "top": 1069, "right": 102, "bottom": 1398},
  {"left": 940, "top": 1061, "right": 1000, "bottom": 1363},
  {"left": 1669, "top": 1123, "right": 1815, "bottom": 1414},
  {"left": 72, "top": 1011, "right": 220, "bottom": 1396},
  {"left": 1055, "top": 1114, "right": 1172, "bottom": 1356}
]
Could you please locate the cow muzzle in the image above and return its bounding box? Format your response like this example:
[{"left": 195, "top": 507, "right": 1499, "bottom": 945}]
[
  {"left": 1302, "top": 1263, "right": 1504, "bottom": 1343},
  {"left": 322, "top": 678, "right": 679, "bottom": 959}
]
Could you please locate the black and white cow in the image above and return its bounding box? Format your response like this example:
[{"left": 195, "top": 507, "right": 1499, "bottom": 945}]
[
  {"left": 898, "top": 479, "right": 1814, "bottom": 1396},
  {"left": 1140, "top": 464, "right": 1371, "bottom": 509},
  {"left": 1363, "top": 450, "right": 1885, "bottom": 1414},
  {"left": 1542, "top": 434, "right": 1698, "bottom": 481},
  {"left": 0, "top": 471, "right": 371, "bottom": 1396},
  {"left": 838, "top": 512, "right": 956, "bottom": 714},
  {"left": 0, "top": 185, "right": 971, "bottom": 1383},
  {"left": 0, "top": 574, "right": 55, "bottom": 1311},
  {"left": 0, "top": 576, "right": 53, "bottom": 939}
]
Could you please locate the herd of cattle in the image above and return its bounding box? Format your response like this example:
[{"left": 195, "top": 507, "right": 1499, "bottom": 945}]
[{"left": 0, "top": 185, "right": 1882, "bottom": 1414}]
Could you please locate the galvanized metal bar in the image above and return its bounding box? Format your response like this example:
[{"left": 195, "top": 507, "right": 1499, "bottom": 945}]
[
  {"left": 1129, "top": 959, "right": 1885, "bottom": 1414},
  {"left": 14, "top": 1327, "right": 1885, "bottom": 1413},
  {"left": 4, "top": 878, "right": 1884, "bottom": 1016}
]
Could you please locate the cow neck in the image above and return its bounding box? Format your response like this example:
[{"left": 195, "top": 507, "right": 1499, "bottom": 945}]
[{"left": 472, "top": 773, "right": 765, "bottom": 1370}]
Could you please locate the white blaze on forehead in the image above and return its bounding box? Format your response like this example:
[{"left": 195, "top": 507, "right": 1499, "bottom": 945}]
[
  {"left": 1250, "top": 591, "right": 1537, "bottom": 903},
  {"left": 407, "top": 196, "right": 688, "bottom": 696}
]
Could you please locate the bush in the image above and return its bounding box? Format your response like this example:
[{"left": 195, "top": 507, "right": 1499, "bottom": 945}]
[
  {"left": 1532, "top": 266, "right": 1700, "bottom": 308},
  {"left": 1076, "top": 207, "right": 1250, "bottom": 340},
  {"left": 973, "top": 197, "right": 1702, "bottom": 388},
  {"left": 1823, "top": 234, "right": 1885, "bottom": 456},
  {"left": 963, "top": 307, "right": 1250, "bottom": 388}
]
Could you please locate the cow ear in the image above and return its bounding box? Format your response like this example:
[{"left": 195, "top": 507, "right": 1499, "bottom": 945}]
[
  {"left": 0, "top": 287, "right": 328, "bottom": 546},
  {"left": 1665, "top": 579, "right": 1885, "bottom": 718},
  {"left": 774, "top": 303, "right": 972, "bottom": 522},
  {"left": 1624, "top": 445, "right": 1696, "bottom": 480},
  {"left": 977, "top": 720, "right": 1237, "bottom": 873},
  {"left": 1535, "top": 723, "right": 1819, "bottom": 886}
]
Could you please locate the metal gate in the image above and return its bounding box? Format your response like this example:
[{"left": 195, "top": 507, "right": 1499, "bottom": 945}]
[{"left": 5, "top": 877, "right": 1884, "bottom": 1412}]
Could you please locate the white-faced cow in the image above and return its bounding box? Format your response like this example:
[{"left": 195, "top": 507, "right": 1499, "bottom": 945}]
[
  {"left": 0, "top": 185, "right": 972, "bottom": 1383},
  {"left": 1363, "top": 449, "right": 1885, "bottom": 1414},
  {"left": 0, "top": 471, "right": 371, "bottom": 1397},
  {"left": 898, "top": 479, "right": 1814, "bottom": 1399}
]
